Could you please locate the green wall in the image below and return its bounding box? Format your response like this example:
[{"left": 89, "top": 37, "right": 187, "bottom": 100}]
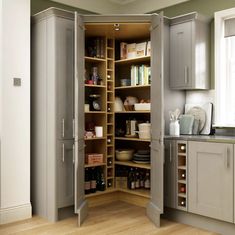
[
  {"left": 31, "top": 0, "right": 94, "bottom": 15},
  {"left": 159, "top": 0, "right": 235, "bottom": 18}
]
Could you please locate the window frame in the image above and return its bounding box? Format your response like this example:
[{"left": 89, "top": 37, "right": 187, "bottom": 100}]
[{"left": 215, "top": 7, "right": 235, "bottom": 127}]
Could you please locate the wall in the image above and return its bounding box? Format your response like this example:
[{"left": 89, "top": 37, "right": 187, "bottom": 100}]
[{"left": 0, "top": 0, "right": 31, "bottom": 224}]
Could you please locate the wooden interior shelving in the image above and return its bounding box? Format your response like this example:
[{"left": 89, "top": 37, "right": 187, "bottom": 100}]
[
  {"left": 85, "top": 56, "right": 106, "bottom": 62},
  {"left": 115, "top": 85, "right": 151, "bottom": 90},
  {"left": 115, "top": 161, "right": 150, "bottom": 170},
  {"left": 85, "top": 163, "right": 106, "bottom": 168},
  {"left": 115, "top": 111, "right": 150, "bottom": 114},
  {"left": 115, "top": 137, "right": 150, "bottom": 142},
  {"left": 85, "top": 84, "right": 106, "bottom": 88},
  {"left": 176, "top": 141, "right": 188, "bottom": 211},
  {"left": 115, "top": 55, "right": 150, "bottom": 65}
]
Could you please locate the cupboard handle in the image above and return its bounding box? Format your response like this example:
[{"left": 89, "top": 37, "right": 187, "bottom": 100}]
[
  {"left": 225, "top": 147, "right": 229, "bottom": 168},
  {"left": 184, "top": 66, "right": 188, "bottom": 84},
  {"left": 62, "top": 143, "right": 65, "bottom": 162},
  {"left": 72, "top": 144, "right": 75, "bottom": 164},
  {"left": 169, "top": 142, "right": 172, "bottom": 163},
  {"left": 73, "top": 119, "right": 75, "bottom": 138},
  {"left": 62, "top": 119, "right": 65, "bottom": 138}
]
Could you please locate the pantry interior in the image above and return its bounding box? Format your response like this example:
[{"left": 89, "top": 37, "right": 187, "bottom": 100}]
[{"left": 32, "top": 9, "right": 185, "bottom": 226}]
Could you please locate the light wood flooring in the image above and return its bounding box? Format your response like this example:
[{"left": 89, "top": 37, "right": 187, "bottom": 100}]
[{"left": 0, "top": 202, "right": 218, "bottom": 235}]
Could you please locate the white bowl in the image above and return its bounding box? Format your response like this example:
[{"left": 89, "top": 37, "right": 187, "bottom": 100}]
[{"left": 115, "top": 149, "right": 134, "bottom": 161}]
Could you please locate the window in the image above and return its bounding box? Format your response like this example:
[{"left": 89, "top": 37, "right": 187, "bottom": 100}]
[{"left": 215, "top": 8, "right": 235, "bottom": 127}]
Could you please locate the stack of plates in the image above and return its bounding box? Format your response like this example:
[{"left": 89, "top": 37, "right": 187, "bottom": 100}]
[{"left": 133, "top": 150, "right": 150, "bottom": 164}]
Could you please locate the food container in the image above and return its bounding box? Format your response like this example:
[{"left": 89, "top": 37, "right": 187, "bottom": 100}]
[
  {"left": 138, "top": 123, "right": 151, "bottom": 139},
  {"left": 115, "top": 149, "right": 134, "bottom": 161},
  {"left": 85, "top": 153, "right": 103, "bottom": 164},
  {"left": 134, "top": 103, "right": 151, "bottom": 111},
  {"left": 120, "top": 79, "right": 131, "bottom": 86}
]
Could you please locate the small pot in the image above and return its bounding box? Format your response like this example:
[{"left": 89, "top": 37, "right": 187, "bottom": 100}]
[{"left": 115, "top": 149, "right": 134, "bottom": 161}]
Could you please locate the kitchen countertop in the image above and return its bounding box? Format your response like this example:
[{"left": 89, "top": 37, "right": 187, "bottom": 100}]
[{"left": 164, "top": 135, "right": 235, "bottom": 144}]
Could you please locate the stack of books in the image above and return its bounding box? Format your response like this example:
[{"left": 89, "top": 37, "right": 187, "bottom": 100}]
[{"left": 130, "top": 65, "right": 151, "bottom": 86}]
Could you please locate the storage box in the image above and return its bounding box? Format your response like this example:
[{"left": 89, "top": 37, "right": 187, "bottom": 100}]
[
  {"left": 120, "top": 42, "right": 127, "bottom": 60},
  {"left": 85, "top": 153, "right": 103, "bottom": 164},
  {"left": 146, "top": 41, "right": 151, "bottom": 56},
  {"left": 115, "top": 177, "right": 127, "bottom": 189},
  {"left": 136, "top": 42, "right": 147, "bottom": 57},
  {"left": 126, "top": 43, "right": 136, "bottom": 59},
  {"left": 134, "top": 103, "right": 151, "bottom": 111}
]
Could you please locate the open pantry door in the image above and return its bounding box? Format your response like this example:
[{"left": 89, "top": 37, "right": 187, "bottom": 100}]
[
  {"left": 146, "top": 13, "right": 164, "bottom": 227},
  {"left": 74, "top": 12, "right": 88, "bottom": 226}
]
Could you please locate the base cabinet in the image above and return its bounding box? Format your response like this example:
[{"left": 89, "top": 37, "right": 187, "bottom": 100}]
[
  {"left": 57, "top": 140, "right": 74, "bottom": 209},
  {"left": 188, "top": 141, "right": 233, "bottom": 223}
]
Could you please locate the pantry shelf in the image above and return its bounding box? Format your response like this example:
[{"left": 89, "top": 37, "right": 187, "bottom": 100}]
[
  {"left": 85, "top": 56, "right": 106, "bottom": 62},
  {"left": 115, "top": 55, "right": 150, "bottom": 65},
  {"left": 85, "top": 84, "right": 106, "bottom": 88},
  {"left": 115, "top": 160, "right": 150, "bottom": 170},
  {"left": 85, "top": 163, "right": 106, "bottom": 168},
  {"left": 115, "top": 111, "right": 150, "bottom": 114},
  {"left": 115, "top": 85, "right": 150, "bottom": 90},
  {"left": 115, "top": 137, "right": 150, "bottom": 142},
  {"left": 84, "top": 137, "right": 106, "bottom": 141}
]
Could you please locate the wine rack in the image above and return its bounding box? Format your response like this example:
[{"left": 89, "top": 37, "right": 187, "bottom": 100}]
[
  {"left": 106, "top": 38, "right": 115, "bottom": 189},
  {"left": 176, "top": 141, "right": 187, "bottom": 211}
]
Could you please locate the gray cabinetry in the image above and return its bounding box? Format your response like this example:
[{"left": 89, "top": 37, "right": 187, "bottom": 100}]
[
  {"left": 188, "top": 141, "right": 233, "bottom": 223},
  {"left": 57, "top": 140, "right": 74, "bottom": 209},
  {"left": 164, "top": 140, "right": 176, "bottom": 208},
  {"left": 170, "top": 13, "right": 210, "bottom": 90},
  {"left": 32, "top": 9, "right": 75, "bottom": 222}
]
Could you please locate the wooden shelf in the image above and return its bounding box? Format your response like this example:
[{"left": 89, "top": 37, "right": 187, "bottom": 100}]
[
  {"left": 115, "top": 85, "right": 150, "bottom": 90},
  {"left": 115, "top": 55, "right": 150, "bottom": 65},
  {"left": 178, "top": 180, "right": 186, "bottom": 184},
  {"left": 85, "top": 163, "right": 106, "bottom": 168},
  {"left": 117, "top": 188, "right": 150, "bottom": 198},
  {"left": 178, "top": 193, "right": 187, "bottom": 198},
  {"left": 178, "top": 166, "right": 187, "bottom": 170},
  {"left": 115, "top": 111, "right": 150, "bottom": 114},
  {"left": 85, "top": 188, "right": 117, "bottom": 198},
  {"left": 84, "top": 137, "right": 106, "bottom": 141},
  {"left": 115, "top": 160, "right": 150, "bottom": 170},
  {"left": 85, "top": 56, "right": 106, "bottom": 62},
  {"left": 115, "top": 137, "right": 150, "bottom": 142},
  {"left": 85, "top": 84, "right": 106, "bottom": 88},
  {"left": 85, "top": 111, "right": 106, "bottom": 114}
]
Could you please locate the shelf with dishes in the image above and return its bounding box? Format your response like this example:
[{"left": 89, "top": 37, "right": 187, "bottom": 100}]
[
  {"left": 115, "top": 85, "right": 150, "bottom": 90},
  {"left": 115, "top": 160, "right": 150, "bottom": 170},
  {"left": 115, "top": 137, "right": 150, "bottom": 142}
]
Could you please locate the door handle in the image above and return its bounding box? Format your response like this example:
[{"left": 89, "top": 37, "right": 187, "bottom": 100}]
[
  {"left": 184, "top": 66, "right": 188, "bottom": 84},
  {"left": 62, "top": 143, "right": 65, "bottom": 162},
  {"left": 73, "top": 119, "right": 75, "bottom": 138},
  {"left": 225, "top": 147, "right": 230, "bottom": 168},
  {"left": 62, "top": 119, "right": 65, "bottom": 138},
  {"left": 73, "top": 144, "right": 75, "bottom": 164},
  {"left": 169, "top": 142, "right": 172, "bottom": 163}
]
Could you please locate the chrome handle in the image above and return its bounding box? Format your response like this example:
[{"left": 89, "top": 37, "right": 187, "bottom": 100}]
[
  {"left": 62, "top": 119, "right": 65, "bottom": 138},
  {"left": 184, "top": 66, "right": 188, "bottom": 84},
  {"left": 73, "top": 119, "right": 75, "bottom": 138},
  {"left": 72, "top": 144, "right": 75, "bottom": 164},
  {"left": 62, "top": 143, "right": 65, "bottom": 162},
  {"left": 169, "top": 142, "right": 172, "bottom": 163}
]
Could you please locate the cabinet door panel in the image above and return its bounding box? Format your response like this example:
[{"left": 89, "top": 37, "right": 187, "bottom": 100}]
[
  {"left": 57, "top": 140, "right": 74, "bottom": 208},
  {"left": 188, "top": 142, "right": 233, "bottom": 222},
  {"left": 164, "top": 140, "right": 176, "bottom": 208},
  {"left": 170, "top": 21, "right": 192, "bottom": 88},
  {"left": 56, "top": 18, "right": 74, "bottom": 140}
]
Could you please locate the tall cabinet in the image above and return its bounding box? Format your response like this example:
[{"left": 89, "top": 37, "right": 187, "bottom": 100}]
[
  {"left": 32, "top": 9, "right": 75, "bottom": 221},
  {"left": 32, "top": 8, "right": 185, "bottom": 227}
]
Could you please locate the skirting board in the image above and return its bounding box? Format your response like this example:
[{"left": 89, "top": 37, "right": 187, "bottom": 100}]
[
  {"left": 163, "top": 207, "right": 235, "bottom": 235},
  {"left": 0, "top": 203, "right": 32, "bottom": 224}
]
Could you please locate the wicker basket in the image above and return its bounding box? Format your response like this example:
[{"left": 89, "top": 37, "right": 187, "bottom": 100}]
[{"left": 124, "top": 105, "right": 134, "bottom": 111}]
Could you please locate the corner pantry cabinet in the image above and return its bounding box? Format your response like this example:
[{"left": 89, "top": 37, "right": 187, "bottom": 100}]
[{"left": 32, "top": 7, "right": 184, "bottom": 227}]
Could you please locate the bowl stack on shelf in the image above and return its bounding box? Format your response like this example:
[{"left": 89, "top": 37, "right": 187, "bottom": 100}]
[{"left": 133, "top": 150, "right": 150, "bottom": 164}]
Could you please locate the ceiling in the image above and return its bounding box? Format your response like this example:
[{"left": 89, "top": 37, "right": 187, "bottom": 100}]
[{"left": 52, "top": 0, "right": 190, "bottom": 14}]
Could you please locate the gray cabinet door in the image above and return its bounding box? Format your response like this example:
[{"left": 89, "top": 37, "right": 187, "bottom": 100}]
[
  {"left": 56, "top": 18, "right": 74, "bottom": 140},
  {"left": 170, "top": 21, "right": 192, "bottom": 89},
  {"left": 146, "top": 13, "right": 164, "bottom": 227},
  {"left": 164, "top": 140, "right": 176, "bottom": 208},
  {"left": 188, "top": 141, "right": 233, "bottom": 223},
  {"left": 57, "top": 140, "right": 74, "bottom": 208},
  {"left": 74, "top": 13, "right": 88, "bottom": 227}
]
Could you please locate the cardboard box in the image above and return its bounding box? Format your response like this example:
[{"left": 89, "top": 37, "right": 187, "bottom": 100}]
[
  {"left": 136, "top": 42, "right": 147, "bottom": 57},
  {"left": 85, "top": 153, "right": 103, "bottom": 164},
  {"left": 126, "top": 43, "right": 136, "bottom": 59}
]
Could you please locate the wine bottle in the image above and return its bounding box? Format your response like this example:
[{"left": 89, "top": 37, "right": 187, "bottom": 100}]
[
  {"left": 139, "top": 171, "right": 144, "bottom": 188},
  {"left": 90, "top": 168, "right": 97, "bottom": 193},
  {"left": 144, "top": 172, "right": 150, "bottom": 189},
  {"left": 96, "top": 167, "right": 105, "bottom": 191},
  {"left": 135, "top": 171, "right": 140, "bottom": 189}
]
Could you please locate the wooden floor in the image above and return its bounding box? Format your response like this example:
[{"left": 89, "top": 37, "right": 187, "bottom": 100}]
[{"left": 0, "top": 202, "right": 218, "bottom": 235}]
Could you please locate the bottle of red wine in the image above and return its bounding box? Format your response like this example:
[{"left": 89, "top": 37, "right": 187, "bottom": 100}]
[
  {"left": 96, "top": 167, "right": 105, "bottom": 191},
  {"left": 128, "top": 168, "right": 135, "bottom": 190},
  {"left": 90, "top": 168, "right": 97, "bottom": 193}
]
